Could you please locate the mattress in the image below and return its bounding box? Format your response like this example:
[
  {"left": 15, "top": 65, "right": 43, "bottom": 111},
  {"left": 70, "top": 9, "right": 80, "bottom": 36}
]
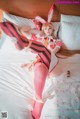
[{"left": 0, "top": 53, "right": 35, "bottom": 119}]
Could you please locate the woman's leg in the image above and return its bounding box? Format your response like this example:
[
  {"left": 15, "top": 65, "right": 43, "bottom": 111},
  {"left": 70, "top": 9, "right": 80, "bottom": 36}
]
[
  {"left": 32, "top": 101, "right": 43, "bottom": 119},
  {"left": 32, "top": 62, "right": 48, "bottom": 119},
  {"left": 34, "top": 62, "right": 48, "bottom": 100}
]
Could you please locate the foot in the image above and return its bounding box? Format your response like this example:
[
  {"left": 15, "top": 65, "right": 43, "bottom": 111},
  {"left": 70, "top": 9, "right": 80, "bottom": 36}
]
[{"left": 32, "top": 101, "right": 44, "bottom": 119}]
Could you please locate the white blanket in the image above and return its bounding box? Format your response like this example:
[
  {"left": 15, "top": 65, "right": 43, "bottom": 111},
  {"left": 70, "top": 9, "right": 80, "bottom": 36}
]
[{"left": 0, "top": 52, "right": 80, "bottom": 119}]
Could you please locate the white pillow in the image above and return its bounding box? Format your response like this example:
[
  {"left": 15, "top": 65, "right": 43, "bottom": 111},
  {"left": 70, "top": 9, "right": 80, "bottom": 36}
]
[
  {"left": 0, "top": 23, "right": 60, "bottom": 53},
  {"left": 61, "top": 14, "right": 80, "bottom": 23},
  {"left": 3, "top": 12, "right": 35, "bottom": 28},
  {"left": 60, "top": 22, "right": 80, "bottom": 50},
  {"left": 52, "top": 22, "right": 60, "bottom": 37},
  {"left": 3, "top": 12, "right": 60, "bottom": 37}
]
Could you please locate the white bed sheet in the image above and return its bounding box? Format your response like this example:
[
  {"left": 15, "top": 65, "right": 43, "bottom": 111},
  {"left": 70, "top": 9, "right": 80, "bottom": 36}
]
[
  {"left": 0, "top": 44, "right": 80, "bottom": 119},
  {"left": 0, "top": 52, "right": 36, "bottom": 119},
  {"left": 0, "top": 52, "right": 80, "bottom": 119},
  {"left": 41, "top": 54, "right": 80, "bottom": 119},
  {"left": 0, "top": 51, "right": 55, "bottom": 119}
]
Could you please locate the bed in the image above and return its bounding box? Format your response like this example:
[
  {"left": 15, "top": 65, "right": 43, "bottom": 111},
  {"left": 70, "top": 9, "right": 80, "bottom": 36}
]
[{"left": 0, "top": 0, "right": 80, "bottom": 119}]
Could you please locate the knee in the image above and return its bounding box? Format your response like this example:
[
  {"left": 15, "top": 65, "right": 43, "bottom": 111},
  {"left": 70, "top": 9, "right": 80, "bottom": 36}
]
[
  {"left": 34, "top": 63, "right": 48, "bottom": 80},
  {"left": 34, "top": 63, "right": 48, "bottom": 73}
]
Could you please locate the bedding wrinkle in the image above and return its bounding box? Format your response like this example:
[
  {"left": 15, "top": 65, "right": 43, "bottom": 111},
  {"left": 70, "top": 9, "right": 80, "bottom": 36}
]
[
  {"left": 0, "top": 64, "right": 35, "bottom": 99},
  {"left": 0, "top": 52, "right": 80, "bottom": 119}
]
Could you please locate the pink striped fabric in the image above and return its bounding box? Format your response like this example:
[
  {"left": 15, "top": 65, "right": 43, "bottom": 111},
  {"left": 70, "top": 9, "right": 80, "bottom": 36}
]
[
  {"left": 0, "top": 22, "right": 51, "bottom": 69},
  {"left": 0, "top": 22, "right": 29, "bottom": 49},
  {"left": 30, "top": 41, "right": 51, "bottom": 68}
]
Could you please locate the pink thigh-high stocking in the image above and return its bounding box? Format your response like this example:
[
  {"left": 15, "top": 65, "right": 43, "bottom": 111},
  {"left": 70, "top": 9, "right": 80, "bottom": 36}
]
[
  {"left": 32, "top": 62, "right": 48, "bottom": 119},
  {"left": 34, "top": 62, "right": 48, "bottom": 99}
]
